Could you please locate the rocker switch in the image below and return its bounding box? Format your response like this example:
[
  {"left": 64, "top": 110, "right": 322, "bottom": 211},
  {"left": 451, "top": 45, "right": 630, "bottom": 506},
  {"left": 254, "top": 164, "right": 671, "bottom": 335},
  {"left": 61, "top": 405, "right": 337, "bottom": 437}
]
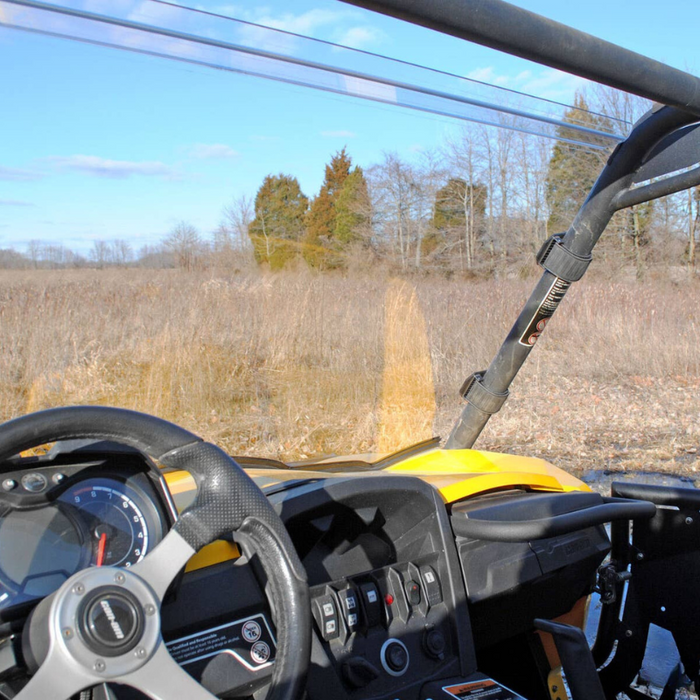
[
  {"left": 420, "top": 566, "right": 443, "bottom": 606},
  {"left": 314, "top": 595, "right": 339, "bottom": 641},
  {"left": 338, "top": 588, "right": 361, "bottom": 631},
  {"left": 359, "top": 583, "right": 382, "bottom": 627},
  {"left": 405, "top": 580, "right": 422, "bottom": 606}
]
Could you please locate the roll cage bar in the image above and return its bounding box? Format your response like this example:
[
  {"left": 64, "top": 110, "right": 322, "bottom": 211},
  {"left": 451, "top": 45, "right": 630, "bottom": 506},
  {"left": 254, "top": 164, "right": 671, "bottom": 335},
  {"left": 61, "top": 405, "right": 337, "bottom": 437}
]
[{"left": 344, "top": 0, "right": 700, "bottom": 449}]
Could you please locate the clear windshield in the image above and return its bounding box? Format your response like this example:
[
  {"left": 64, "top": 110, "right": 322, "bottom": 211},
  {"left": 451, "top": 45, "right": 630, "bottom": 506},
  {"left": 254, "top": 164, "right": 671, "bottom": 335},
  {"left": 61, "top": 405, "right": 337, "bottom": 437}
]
[{"left": 1, "top": 0, "right": 699, "bottom": 476}]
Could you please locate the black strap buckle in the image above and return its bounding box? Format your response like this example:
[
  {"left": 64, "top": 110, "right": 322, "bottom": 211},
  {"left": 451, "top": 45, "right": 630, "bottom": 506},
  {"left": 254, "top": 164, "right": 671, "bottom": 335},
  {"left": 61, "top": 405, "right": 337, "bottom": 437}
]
[
  {"left": 459, "top": 372, "right": 509, "bottom": 415},
  {"left": 537, "top": 234, "right": 592, "bottom": 282}
]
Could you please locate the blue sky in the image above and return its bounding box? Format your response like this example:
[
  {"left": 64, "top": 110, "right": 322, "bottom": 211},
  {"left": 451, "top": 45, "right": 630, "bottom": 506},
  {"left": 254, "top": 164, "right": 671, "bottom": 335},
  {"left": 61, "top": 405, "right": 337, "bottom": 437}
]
[{"left": 1, "top": 0, "right": 699, "bottom": 254}]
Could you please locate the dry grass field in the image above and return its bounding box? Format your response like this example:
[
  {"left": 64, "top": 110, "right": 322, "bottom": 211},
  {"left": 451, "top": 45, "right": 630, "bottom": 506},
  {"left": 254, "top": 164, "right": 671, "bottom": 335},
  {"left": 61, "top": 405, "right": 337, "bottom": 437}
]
[{"left": 1, "top": 268, "right": 698, "bottom": 480}]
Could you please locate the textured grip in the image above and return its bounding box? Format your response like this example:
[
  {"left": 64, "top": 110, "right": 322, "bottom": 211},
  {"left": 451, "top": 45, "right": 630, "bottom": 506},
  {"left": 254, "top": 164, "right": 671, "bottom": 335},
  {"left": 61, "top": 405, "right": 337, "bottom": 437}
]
[{"left": 161, "top": 442, "right": 305, "bottom": 575}]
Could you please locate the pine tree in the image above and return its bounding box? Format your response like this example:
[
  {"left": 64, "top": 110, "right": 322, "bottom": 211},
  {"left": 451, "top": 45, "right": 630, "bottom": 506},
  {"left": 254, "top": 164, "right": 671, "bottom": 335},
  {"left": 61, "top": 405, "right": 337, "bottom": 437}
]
[
  {"left": 304, "top": 148, "right": 368, "bottom": 268},
  {"left": 334, "top": 167, "right": 370, "bottom": 247},
  {"left": 248, "top": 174, "right": 308, "bottom": 270},
  {"left": 546, "top": 94, "right": 611, "bottom": 234}
]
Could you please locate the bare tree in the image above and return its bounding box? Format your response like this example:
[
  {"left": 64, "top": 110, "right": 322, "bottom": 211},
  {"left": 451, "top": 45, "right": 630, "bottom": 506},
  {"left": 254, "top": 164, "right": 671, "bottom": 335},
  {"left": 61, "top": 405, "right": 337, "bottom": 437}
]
[
  {"left": 221, "top": 194, "right": 254, "bottom": 251},
  {"left": 163, "top": 221, "right": 202, "bottom": 271},
  {"left": 112, "top": 239, "right": 134, "bottom": 266}
]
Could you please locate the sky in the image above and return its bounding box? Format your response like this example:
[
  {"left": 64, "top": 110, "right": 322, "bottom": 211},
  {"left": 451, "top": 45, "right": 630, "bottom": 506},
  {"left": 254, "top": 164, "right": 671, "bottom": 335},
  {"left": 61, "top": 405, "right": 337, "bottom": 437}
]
[{"left": 1, "top": 0, "right": 700, "bottom": 254}]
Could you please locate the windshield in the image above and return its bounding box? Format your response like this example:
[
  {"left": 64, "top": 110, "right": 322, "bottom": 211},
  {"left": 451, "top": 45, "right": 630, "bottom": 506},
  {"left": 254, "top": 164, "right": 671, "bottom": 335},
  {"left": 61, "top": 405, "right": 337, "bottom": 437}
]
[{"left": 1, "top": 0, "right": 699, "bottom": 478}]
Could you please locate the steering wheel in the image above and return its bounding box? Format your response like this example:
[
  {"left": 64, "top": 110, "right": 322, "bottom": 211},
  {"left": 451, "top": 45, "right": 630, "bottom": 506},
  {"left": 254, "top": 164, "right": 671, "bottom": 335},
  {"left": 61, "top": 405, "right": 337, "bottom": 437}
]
[{"left": 0, "top": 406, "right": 311, "bottom": 700}]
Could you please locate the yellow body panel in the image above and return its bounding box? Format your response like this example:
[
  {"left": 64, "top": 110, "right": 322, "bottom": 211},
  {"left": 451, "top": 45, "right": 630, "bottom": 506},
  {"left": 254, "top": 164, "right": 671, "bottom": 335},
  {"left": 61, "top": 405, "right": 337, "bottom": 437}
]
[{"left": 163, "top": 447, "right": 588, "bottom": 571}]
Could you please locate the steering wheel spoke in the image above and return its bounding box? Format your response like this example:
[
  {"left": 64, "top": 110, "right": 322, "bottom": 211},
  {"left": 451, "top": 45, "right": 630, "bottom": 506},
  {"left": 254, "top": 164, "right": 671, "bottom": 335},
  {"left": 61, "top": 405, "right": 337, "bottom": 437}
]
[
  {"left": 124, "top": 642, "right": 219, "bottom": 700},
  {"left": 14, "top": 647, "right": 92, "bottom": 700},
  {"left": 130, "top": 529, "right": 195, "bottom": 601}
]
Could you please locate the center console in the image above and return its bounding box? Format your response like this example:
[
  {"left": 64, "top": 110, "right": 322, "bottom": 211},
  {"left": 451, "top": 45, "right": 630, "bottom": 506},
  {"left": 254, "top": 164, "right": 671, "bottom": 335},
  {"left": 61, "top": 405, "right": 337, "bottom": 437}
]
[{"left": 271, "top": 475, "right": 475, "bottom": 700}]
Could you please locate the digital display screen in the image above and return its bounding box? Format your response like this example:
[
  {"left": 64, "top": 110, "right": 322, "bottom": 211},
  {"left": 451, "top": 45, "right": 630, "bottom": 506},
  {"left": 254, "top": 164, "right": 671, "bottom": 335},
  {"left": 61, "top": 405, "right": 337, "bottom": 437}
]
[{"left": 0, "top": 506, "right": 83, "bottom": 607}]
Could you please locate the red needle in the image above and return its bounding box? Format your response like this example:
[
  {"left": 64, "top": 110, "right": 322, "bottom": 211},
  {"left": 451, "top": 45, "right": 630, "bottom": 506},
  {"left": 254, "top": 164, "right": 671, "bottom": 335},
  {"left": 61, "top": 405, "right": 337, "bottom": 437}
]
[{"left": 96, "top": 533, "right": 107, "bottom": 567}]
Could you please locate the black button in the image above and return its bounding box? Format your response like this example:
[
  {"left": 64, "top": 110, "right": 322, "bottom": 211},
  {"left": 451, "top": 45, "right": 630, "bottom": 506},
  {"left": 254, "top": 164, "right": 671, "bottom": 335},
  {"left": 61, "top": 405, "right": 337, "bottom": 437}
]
[
  {"left": 385, "top": 642, "right": 408, "bottom": 672},
  {"left": 405, "top": 580, "right": 421, "bottom": 606},
  {"left": 359, "top": 583, "right": 381, "bottom": 627}
]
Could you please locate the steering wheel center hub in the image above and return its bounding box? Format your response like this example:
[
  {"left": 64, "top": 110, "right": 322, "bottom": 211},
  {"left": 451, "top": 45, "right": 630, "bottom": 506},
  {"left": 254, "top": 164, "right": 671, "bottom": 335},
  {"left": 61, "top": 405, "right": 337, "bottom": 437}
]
[{"left": 79, "top": 587, "right": 144, "bottom": 657}]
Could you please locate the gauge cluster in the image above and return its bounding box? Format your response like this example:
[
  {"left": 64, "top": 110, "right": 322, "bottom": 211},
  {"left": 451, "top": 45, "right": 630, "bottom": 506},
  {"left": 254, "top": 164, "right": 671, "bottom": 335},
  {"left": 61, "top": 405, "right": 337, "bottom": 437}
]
[{"left": 0, "top": 449, "right": 172, "bottom": 619}]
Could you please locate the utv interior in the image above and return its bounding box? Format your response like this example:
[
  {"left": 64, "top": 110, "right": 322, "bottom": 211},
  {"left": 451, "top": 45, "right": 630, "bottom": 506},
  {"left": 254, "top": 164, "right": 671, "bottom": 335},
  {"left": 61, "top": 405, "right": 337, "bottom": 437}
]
[{"left": 2, "top": 1, "right": 700, "bottom": 699}]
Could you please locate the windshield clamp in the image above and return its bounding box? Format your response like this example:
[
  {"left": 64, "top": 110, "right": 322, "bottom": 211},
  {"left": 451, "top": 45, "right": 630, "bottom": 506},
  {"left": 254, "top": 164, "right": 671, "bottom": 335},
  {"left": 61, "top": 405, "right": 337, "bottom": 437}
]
[
  {"left": 537, "top": 234, "right": 592, "bottom": 282},
  {"left": 595, "top": 563, "right": 632, "bottom": 605},
  {"left": 459, "top": 372, "right": 509, "bottom": 415}
]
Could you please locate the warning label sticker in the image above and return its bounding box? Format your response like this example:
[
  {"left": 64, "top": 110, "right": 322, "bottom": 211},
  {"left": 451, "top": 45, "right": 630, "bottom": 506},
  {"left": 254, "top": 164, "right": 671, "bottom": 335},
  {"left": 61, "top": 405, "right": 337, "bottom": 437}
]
[
  {"left": 166, "top": 613, "right": 276, "bottom": 674},
  {"left": 443, "top": 678, "right": 527, "bottom": 700},
  {"left": 518, "top": 277, "right": 570, "bottom": 347}
]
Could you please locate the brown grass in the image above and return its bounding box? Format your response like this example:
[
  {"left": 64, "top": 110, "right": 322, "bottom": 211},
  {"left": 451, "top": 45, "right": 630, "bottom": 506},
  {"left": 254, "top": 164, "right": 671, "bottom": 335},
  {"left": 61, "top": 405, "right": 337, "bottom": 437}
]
[{"left": 1, "top": 268, "right": 698, "bottom": 479}]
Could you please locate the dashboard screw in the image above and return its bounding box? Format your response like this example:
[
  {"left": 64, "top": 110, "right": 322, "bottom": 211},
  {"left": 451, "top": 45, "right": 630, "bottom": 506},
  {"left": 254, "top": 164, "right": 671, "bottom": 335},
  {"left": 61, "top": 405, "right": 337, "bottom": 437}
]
[
  {"left": 114, "top": 572, "right": 126, "bottom": 585},
  {"left": 52, "top": 473, "right": 66, "bottom": 485},
  {"left": 72, "top": 583, "right": 85, "bottom": 595},
  {"left": 1, "top": 479, "right": 17, "bottom": 491},
  {"left": 625, "top": 629, "right": 633, "bottom": 638},
  {"left": 94, "top": 659, "right": 106, "bottom": 673},
  {"left": 63, "top": 628, "right": 74, "bottom": 639},
  {"left": 686, "top": 516, "right": 694, "bottom": 525},
  {"left": 636, "top": 552, "right": 645, "bottom": 561},
  {"left": 134, "top": 647, "right": 147, "bottom": 659},
  {"left": 144, "top": 604, "right": 156, "bottom": 616}
]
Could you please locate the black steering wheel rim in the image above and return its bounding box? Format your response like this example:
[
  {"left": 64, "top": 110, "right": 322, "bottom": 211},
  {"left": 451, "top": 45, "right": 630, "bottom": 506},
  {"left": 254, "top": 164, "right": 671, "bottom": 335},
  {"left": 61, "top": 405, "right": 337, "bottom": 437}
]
[{"left": 0, "top": 405, "right": 311, "bottom": 700}]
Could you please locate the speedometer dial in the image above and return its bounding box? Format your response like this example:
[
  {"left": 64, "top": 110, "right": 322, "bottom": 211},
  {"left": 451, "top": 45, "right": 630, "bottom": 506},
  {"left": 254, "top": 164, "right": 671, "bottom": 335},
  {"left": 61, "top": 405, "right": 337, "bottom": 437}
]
[{"left": 60, "top": 479, "right": 152, "bottom": 568}]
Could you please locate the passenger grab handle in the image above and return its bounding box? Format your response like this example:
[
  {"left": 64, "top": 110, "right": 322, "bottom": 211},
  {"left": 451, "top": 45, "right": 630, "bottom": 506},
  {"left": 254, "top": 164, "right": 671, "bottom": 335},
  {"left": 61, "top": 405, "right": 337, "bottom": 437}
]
[{"left": 451, "top": 497, "right": 656, "bottom": 542}]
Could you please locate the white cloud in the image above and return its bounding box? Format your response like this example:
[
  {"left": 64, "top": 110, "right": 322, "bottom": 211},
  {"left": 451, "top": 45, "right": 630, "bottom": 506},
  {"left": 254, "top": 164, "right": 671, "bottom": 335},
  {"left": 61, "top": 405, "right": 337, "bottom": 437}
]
[
  {"left": 466, "top": 66, "right": 589, "bottom": 103},
  {"left": 231, "top": 6, "right": 384, "bottom": 52},
  {"left": 252, "top": 8, "right": 348, "bottom": 36},
  {"left": 48, "top": 155, "right": 177, "bottom": 179},
  {"left": 0, "top": 199, "right": 34, "bottom": 207},
  {"left": 335, "top": 26, "right": 386, "bottom": 50},
  {"left": 188, "top": 143, "right": 239, "bottom": 159},
  {"left": 321, "top": 130, "right": 356, "bottom": 138},
  {"left": 0, "top": 165, "right": 42, "bottom": 182}
]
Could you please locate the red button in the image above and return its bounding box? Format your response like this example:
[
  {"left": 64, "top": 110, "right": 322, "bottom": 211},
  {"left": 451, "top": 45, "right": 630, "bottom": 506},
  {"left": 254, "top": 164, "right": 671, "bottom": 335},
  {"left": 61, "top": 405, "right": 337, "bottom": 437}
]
[{"left": 385, "top": 594, "right": 394, "bottom": 605}]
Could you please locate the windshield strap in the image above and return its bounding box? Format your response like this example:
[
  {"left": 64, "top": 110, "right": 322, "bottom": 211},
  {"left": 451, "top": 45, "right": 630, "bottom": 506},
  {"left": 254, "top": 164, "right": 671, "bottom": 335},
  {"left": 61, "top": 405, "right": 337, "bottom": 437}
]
[
  {"left": 459, "top": 372, "right": 509, "bottom": 415},
  {"left": 537, "top": 233, "right": 592, "bottom": 282}
]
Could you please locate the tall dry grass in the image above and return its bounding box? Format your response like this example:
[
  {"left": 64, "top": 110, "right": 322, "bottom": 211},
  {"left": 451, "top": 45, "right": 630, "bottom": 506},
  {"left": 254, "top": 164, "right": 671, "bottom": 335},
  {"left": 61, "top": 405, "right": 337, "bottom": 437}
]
[{"left": 0, "top": 268, "right": 698, "bottom": 477}]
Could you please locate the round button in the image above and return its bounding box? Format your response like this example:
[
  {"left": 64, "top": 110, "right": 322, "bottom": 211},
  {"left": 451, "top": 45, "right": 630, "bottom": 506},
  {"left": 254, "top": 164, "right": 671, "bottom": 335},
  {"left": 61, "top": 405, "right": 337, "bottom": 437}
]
[
  {"left": 21, "top": 473, "right": 47, "bottom": 493},
  {"left": 2, "top": 479, "right": 17, "bottom": 491},
  {"left": 79, "top": 588, "right": 144, "bottom": 657},
  {"left": 386, "top": 643, "right": 408, "bottom": 672},
  {"left": 380, "top": 638, "right": 410, "bottom": 677}
]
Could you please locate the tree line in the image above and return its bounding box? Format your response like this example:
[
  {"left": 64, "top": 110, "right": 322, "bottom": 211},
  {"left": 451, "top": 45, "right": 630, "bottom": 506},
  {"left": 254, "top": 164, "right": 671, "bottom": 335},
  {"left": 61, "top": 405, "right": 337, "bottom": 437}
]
[{"left": 3, "top": 87, "right": 698, "bottom": 276}]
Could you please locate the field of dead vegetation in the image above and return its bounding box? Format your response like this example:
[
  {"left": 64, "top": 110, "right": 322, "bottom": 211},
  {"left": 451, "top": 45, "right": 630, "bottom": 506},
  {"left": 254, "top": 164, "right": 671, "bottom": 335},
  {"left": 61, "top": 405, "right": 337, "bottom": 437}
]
[{"left": 0, "top": 268, "right": 698, "bottom": 480}]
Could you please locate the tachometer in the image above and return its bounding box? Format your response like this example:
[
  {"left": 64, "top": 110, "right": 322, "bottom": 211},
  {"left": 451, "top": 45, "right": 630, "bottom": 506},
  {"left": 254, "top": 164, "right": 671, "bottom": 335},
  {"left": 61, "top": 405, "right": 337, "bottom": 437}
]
[{"left": 60, "top": 479, "right": 152, "bottom": 568}]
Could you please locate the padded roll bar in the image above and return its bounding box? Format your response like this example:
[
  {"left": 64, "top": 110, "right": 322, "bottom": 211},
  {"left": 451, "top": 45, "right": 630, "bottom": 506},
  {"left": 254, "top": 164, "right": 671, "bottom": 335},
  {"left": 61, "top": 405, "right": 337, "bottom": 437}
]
[{"left": 341, "top": 0, "right": 700, "bottom": 118}]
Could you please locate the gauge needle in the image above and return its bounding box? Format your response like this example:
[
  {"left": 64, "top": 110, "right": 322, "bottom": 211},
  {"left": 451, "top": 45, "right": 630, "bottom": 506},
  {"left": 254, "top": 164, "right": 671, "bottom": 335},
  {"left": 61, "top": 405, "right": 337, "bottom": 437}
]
[{"left": 96, "top": 533, "right": 107, "bottom": 567}]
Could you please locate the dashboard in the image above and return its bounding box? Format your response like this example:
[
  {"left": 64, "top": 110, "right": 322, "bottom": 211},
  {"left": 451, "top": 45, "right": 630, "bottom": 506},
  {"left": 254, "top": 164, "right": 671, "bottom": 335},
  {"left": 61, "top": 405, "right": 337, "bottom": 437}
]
[{"left": 0, "top": 443, "right": 609, "bottom": 700}]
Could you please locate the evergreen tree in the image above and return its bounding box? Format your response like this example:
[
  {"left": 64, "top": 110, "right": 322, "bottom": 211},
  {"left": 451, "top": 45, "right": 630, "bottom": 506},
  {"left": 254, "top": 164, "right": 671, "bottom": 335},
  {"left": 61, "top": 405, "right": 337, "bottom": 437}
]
[
  {"left": 546, "top": 94, "right": 611, "bottom": 234},
  {"left": 334, "top": 167, "right": 370, "bottom": 247},
  {"left": 248, "top": 174, "right": 308, "bottom": 269},
  {"left": 304, "top": 148, "right": 368, "bottom": 268}
]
